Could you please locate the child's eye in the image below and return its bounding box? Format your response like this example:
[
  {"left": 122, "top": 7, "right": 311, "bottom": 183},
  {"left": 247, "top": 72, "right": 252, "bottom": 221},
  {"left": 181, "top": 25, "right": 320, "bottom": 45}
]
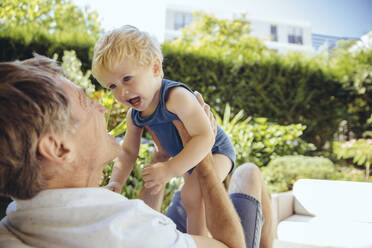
[
  {"left": 123, "top": 76, "right": 131, "bottom": 82},
  {"left": 109, "top": 84, "right": 117, "bottom": 90}
]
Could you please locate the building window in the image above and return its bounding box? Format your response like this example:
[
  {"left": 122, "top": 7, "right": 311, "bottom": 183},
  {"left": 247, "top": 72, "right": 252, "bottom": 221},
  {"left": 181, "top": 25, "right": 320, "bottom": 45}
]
[
  {"left": 174, "top": 12, "right": 193, "bottom": 30},
  {"left": 288, "top": 26, "right": 303, "bottom": 45},
  {"left": 270, "top": 25, "right": 278, "bottom": 41}
]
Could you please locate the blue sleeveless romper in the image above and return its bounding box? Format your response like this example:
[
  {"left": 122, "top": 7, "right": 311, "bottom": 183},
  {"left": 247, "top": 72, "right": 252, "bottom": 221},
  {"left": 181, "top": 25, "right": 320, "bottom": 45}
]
[{"left": 131, "top": 79, "right": 236, "bottom": 174}]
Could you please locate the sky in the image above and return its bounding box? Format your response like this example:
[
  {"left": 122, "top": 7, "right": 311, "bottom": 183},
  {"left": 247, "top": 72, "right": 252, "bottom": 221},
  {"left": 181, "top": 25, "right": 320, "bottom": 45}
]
[
  {"left": 74, "top": 0, "right": 372, "bottom": 39},
  {"left": 241, "top": 0, "right": 372, "bottom": 38}
]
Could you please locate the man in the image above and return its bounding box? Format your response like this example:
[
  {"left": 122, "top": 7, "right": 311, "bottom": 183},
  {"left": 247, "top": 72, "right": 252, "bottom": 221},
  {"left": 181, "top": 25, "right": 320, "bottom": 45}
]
[{"left": 0, "top": 55, "right": 273, "bottom": 247}]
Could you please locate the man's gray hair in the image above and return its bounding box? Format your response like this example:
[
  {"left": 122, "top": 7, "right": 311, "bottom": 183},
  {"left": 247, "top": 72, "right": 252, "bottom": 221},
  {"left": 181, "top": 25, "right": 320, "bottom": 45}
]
[{"left": 0, "top": 55, "right": 71, "bottom": 199}]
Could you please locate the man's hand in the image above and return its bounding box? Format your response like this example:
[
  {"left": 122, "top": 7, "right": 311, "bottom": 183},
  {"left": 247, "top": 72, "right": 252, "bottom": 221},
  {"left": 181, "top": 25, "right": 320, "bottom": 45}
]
[{"left": 104, "top": 181, "right": 122, "bottom": 193}]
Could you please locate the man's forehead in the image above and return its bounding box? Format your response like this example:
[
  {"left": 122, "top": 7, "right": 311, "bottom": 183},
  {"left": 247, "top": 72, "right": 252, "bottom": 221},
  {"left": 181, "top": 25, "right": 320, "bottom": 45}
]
[
  {"left": 57, "top": 76, "right": 87, "bottom": 126},
  {"left": 58, "top": 76, "right": 84, "bottom": 96},
  {"left": 57, "top": 76, "right": 87, "bottom": 112}
]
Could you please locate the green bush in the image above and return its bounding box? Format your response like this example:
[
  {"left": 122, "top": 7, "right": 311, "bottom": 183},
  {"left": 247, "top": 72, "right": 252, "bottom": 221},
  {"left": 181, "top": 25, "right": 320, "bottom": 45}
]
[
  {"left": 333, "top": 165, "right": 372, "bottom": 182},
  {"left": 246, "top": 118, "right": 316, "bottom": 167},
  {"left": 215, "top": 104, "right": 315, "bottom": 167},
  {"left": 56, "top": 50, "right": 96, "bottom": 96},
  {"left": 333, "top": 139, "right": 372, "bottom": 179},
  {"left": 262, "top": 155, "right": 372, "bottom": 194},
  {"left": 262, "top": 155, "right": 337, "bottom": 193}
]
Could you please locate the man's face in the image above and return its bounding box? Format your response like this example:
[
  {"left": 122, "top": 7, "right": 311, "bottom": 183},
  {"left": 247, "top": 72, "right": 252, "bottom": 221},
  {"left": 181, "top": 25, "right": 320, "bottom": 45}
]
[{"left": 59, "top": 77, "right": 121, "bottom": 186}]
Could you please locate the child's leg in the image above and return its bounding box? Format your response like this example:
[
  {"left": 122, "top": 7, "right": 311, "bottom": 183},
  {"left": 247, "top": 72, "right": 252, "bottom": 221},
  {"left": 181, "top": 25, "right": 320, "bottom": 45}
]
[
  {"left": 181, "top": 154, "right": 232, "bottom": 235},
  {"left": 212, "top": 154, "right": 233, "bottom": 182},
  {"left": 181, "top": 172, "right": 208, "bottom": 235}
]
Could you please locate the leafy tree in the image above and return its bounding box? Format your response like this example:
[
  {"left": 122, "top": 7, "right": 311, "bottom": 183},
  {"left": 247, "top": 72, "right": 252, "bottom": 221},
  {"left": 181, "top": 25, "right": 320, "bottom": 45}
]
[
  {"left": 330, "top": 31, "right": 372, "bottom": 137},
  {"left": 169, "top": 11, "right": 270, "bottom": 63},
  {"left": 0, "top": 0, "right": 102, "bottom": 73},
  {"left": 0, "top": 0, "right": 102, "bottom": 41}
]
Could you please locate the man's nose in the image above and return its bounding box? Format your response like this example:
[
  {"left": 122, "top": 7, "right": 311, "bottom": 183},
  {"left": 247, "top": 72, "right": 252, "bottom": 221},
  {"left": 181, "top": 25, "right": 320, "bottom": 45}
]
[{"left": 96, "top": 101, "right": 107, "bottom": 114}]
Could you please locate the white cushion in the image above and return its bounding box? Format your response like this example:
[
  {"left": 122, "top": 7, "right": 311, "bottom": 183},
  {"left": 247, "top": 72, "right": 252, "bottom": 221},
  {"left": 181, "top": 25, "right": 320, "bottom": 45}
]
[
  {"left": 274, "top": 239, "right": 325, "bottom": 248},
  {"left": 277, "top": 215, "right": 372, "bottom": 248},
  {"left": 293, "top": 179, "right": 372, "bottom": 222}
]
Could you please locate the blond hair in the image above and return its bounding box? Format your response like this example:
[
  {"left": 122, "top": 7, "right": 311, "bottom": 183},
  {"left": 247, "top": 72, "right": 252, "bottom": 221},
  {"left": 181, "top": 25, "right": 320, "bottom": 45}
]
[
  {"left": 0, "top": 55, "right": 71, "bottom": 199},
  {"left": 92, "top": 25, "right": 163, "bottom": 81}
]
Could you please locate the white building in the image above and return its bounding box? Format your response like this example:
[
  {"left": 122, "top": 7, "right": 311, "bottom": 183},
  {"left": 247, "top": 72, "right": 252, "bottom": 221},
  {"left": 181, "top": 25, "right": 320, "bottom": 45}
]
[
  {"left": 164, "top": 2, "right": 314, "bottom": 54},
  {"left": 73, "top": 0, "right": 314, "bottom": 54},
  {"left": 312, "top": 33, "right": 359, "bottom": 52}
]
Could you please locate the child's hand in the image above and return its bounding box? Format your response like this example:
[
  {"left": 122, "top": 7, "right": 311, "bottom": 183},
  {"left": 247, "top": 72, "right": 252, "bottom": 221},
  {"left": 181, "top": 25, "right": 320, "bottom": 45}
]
[
  {"left": 104, "top": 181, "right": 122, "bottom": 193},
  {"left": 142, "top": 162, "right": 173, "bottom": 190}
]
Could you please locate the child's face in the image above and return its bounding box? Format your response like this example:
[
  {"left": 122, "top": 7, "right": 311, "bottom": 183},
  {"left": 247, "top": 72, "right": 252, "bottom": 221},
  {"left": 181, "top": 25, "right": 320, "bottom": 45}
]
[{"left": 98, "top": 58, "right": 162, "bottom": 112}]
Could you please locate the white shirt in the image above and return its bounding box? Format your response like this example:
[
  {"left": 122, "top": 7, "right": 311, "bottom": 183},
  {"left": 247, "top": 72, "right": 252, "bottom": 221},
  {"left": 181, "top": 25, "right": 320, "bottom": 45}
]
[{"left": 0, "top": 187, "right": 196, "bottom": 248}]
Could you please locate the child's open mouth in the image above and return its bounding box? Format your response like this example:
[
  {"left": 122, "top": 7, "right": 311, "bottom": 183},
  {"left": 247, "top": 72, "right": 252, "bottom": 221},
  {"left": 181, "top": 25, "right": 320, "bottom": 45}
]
[{"left": 128, "top": 96, "right": 141, "bottom": 107}]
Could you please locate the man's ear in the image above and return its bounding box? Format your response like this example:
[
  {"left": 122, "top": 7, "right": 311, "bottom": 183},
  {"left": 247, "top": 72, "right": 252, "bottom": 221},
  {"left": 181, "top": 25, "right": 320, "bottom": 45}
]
[
  {"left": 38, "top": 133, "right": 73, "bottom": 163},
  {"left": 152, "top": 59, "right": 162, "bottom": 77}
]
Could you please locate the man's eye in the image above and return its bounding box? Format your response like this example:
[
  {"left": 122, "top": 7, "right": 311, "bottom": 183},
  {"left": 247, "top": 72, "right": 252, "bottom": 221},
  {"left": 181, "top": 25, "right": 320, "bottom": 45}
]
[
  {"left": 123, "top": 76, "right": 131, "bottom": 82},
  {"left": 109, "top": 84, "right": 116, "bottom": 90}
]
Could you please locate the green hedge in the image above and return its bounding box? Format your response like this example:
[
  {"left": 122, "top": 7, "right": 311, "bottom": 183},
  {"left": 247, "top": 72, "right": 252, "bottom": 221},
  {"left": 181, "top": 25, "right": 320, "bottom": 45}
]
[
  {"left": 0, "top": 34, "right": 349, "bottom": 148},
  {"left": 0, "top": 31, "right": 95, "bottom": 75},
  {"left": 163, "top": 45, "right": 348, "bottom": 148}
]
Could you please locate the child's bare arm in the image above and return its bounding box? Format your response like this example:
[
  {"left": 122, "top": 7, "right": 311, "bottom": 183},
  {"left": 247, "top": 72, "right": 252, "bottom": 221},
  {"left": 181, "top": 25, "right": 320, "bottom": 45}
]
[
  {"left": 142, "top": 87, "right": 214, "bottom": 189},
  {"left": 106, "top": 108, "right": 143, "bottom": 192},
  {"left": 166, "top": 87, "right": 215, "bottom": 174}
]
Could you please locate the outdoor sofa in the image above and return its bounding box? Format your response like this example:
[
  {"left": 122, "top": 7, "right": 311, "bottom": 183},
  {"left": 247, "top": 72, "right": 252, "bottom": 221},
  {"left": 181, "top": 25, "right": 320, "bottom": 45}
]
[{"left": 271, "top": 179, "right": 372, "bottom": 248}]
